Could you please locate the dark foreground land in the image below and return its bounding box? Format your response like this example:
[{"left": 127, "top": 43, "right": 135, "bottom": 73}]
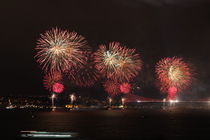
[{"left": 1, "top": 106, "right": 210, "bottom": 140}]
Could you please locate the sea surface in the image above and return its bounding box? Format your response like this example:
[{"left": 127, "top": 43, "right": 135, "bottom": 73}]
[{"left": 1, "top": 106, "right": 210, "bottom": 140}]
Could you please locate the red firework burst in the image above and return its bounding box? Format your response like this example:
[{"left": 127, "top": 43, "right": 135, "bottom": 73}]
[
  {"left": 35, "top": 28, "right": 89, "bottom": 73},
  {"left": 68, "top": 54, "right": 100, "bottom": 87},
  {"left": 43, "top": 71, "right": 62, "bottom": 92},
  {"left": 156, "top": 57, "right": 191, "bottom": 99},
  {"left": 120, "top": 83, "right": 131, "bottom": 94},
  {"left": 103, "top": 80, "right": 120, "bottom": 97},
  {"left": 167, "top": 86, "right": 177, "bottom": 100},
  {"left": 52, "top": 83, "right": 64, "bottom": 93},
  {"left": 94, "top": 42, "right": 142, "bottom": 82}
]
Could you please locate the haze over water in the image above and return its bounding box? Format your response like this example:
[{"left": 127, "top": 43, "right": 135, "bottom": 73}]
[{"left": 1, "top": 106, "right": 210, "bottom": 140}]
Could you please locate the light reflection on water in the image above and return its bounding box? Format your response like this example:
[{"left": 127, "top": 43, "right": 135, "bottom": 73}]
[
  {"left": 20, "top": 131, "right": 77, "bottom": 139},
  {"left": 1, "top": 104, "right": 210, "bottom": 139}
]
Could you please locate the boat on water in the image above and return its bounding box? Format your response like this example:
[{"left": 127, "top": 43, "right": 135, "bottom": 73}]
[{"left": 20, "top": 131, "right": 78, "bottom": 138}]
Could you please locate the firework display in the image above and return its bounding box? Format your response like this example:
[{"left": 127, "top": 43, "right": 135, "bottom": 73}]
[
  {"left": 68, "top": 55, "right": 100, "bottom": 87},
  {"left": 35, "top": 28, "right": 88, "bottom": 73},
  {"left": 94, "top": 42, "right": 142, "bottom": 82},
  {"left": 35, "top": 27, "right": 196, "bottom": 102},
  {"left": 120, "top": 83, "right": 131, "bottom": 94},
  {"left": 52, "top": 83, "right": 64, "bottom": 93},
  {"left": 43, "top": 71, "right": 62, "bottom": 92},
  {"left": 103, "top": 80, "right": 120, "bottom": 96},
  {"left": 167, "top": 86, "right": 177, "bottom": 100},
  {"left": 156, "top": 57, "right": 191, "bottom": 100}
]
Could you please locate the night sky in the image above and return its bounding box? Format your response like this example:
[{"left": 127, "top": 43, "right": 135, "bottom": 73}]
[{"left": 1, "top": 0, "right": 210, "bottom": 99}]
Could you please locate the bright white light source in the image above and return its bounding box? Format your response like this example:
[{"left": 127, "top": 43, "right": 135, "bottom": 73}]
[
  {"left": 51, "top": 94, "right": 56, "bottom": 99},
  {"left": 20, "top": 131, "right": 77, "bottom": 138},
  {"left": 169, "top": 100, "right": 174, "bottom": 103},
  {"left": 163, "top": 98, "right": 166, "bottom": 102}
]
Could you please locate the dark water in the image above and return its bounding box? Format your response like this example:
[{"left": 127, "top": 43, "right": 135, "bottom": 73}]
[{"left": 1, "top": 108, "right": 210, "bottom": 140}]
